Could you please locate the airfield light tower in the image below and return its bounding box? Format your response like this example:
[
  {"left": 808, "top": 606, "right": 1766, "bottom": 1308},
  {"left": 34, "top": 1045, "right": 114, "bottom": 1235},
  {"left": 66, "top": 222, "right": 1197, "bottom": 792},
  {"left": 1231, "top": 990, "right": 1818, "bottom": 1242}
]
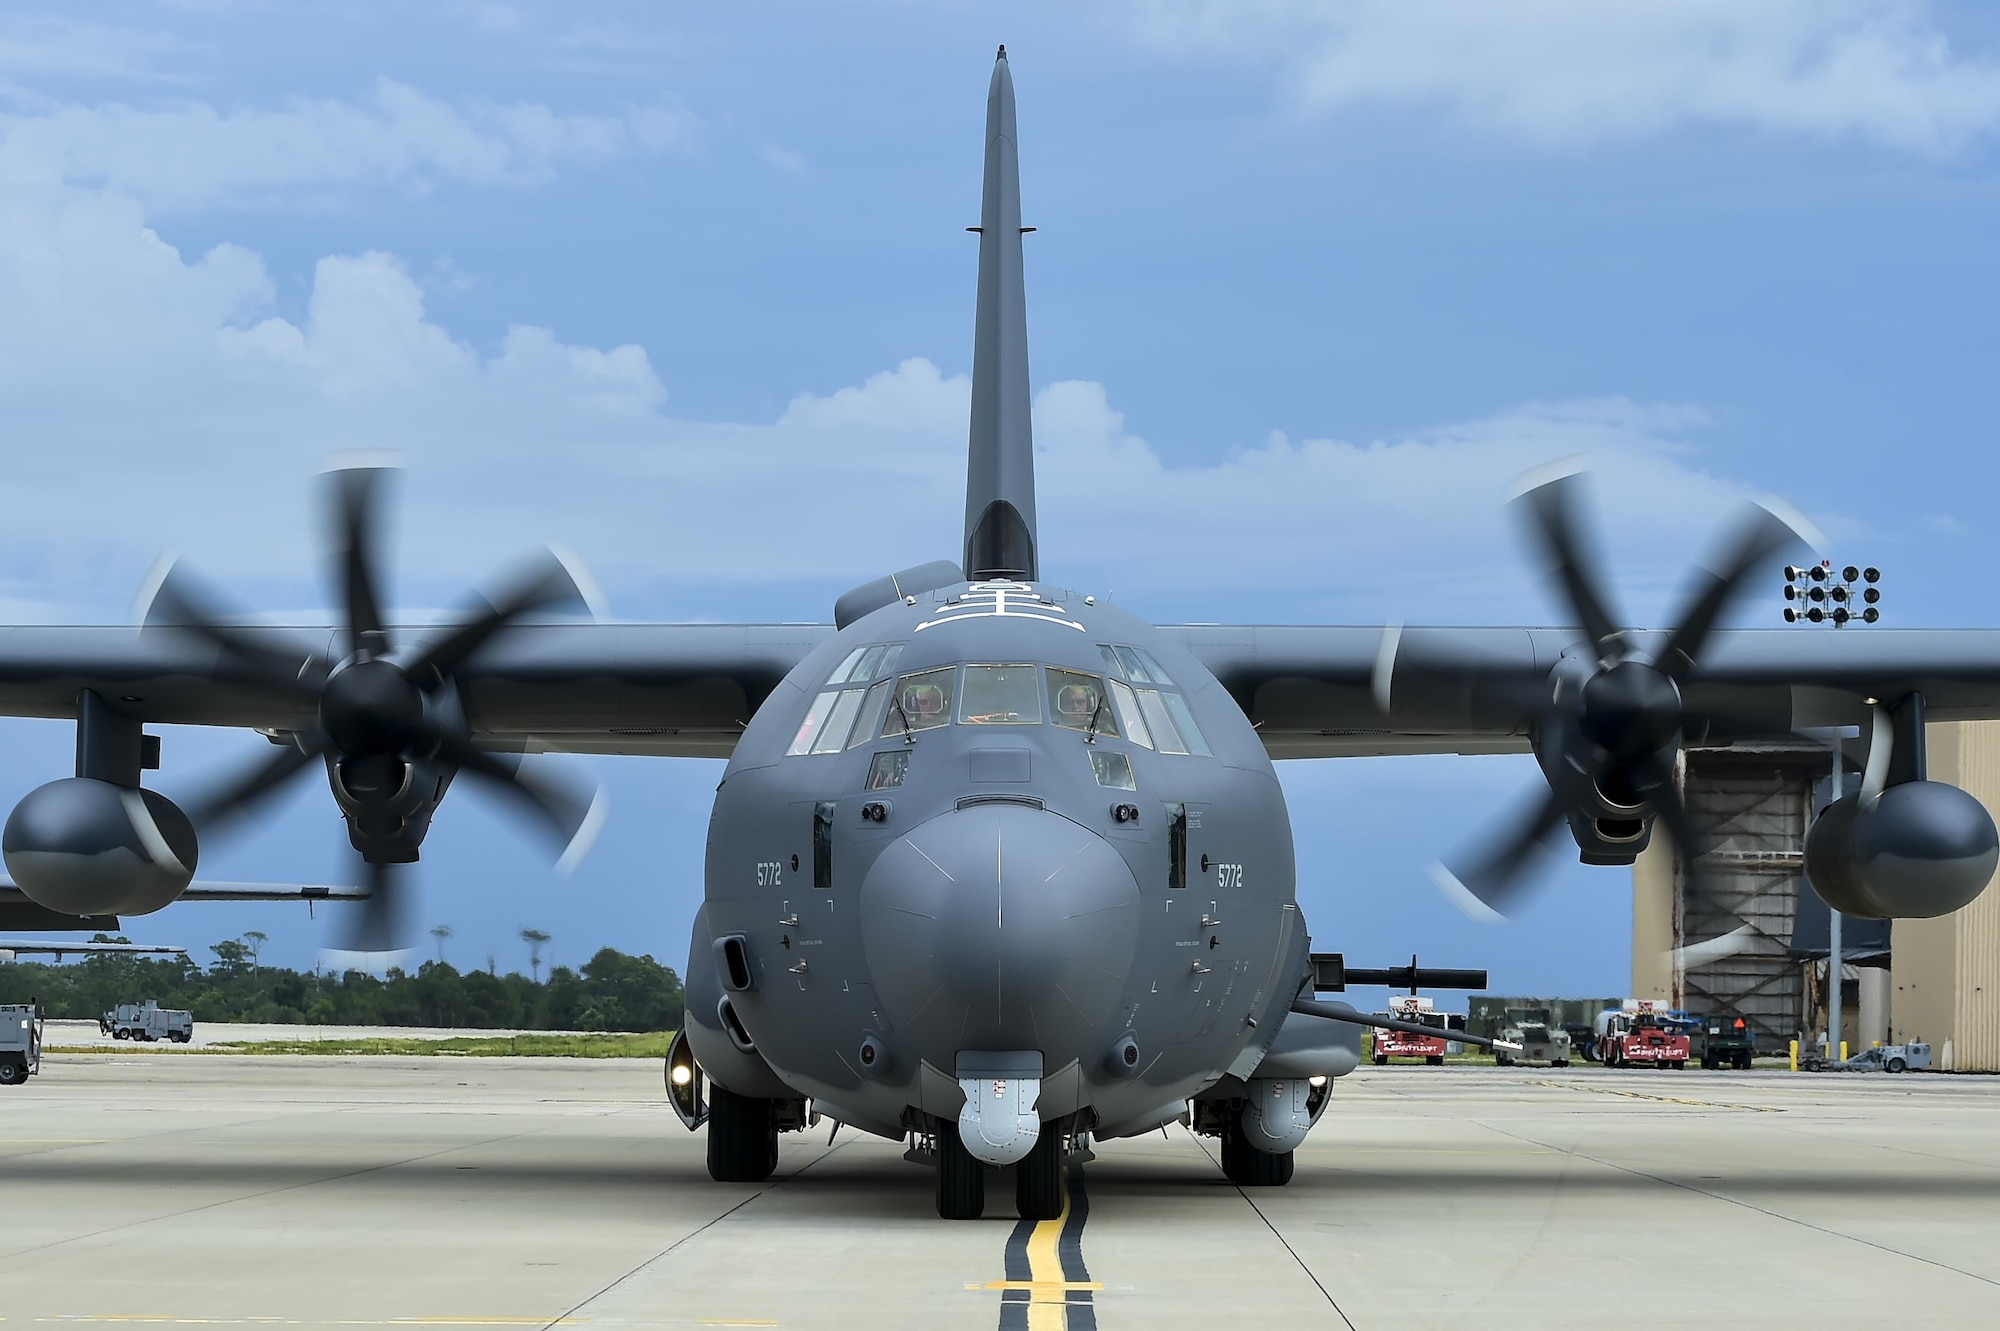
[
  {"left": 1782, "top": 562, "right": 1881, "bottom": 626},
  {"left": 1783, "top": 562, "right": 1884, "bottom": 1062}
]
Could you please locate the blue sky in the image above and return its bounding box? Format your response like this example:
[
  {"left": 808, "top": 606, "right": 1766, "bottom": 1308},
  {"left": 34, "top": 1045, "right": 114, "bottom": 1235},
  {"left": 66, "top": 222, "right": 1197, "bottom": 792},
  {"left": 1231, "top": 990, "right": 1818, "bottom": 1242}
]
[{"left": 4, "top": 1, "right": 2000, "bottom": 997}]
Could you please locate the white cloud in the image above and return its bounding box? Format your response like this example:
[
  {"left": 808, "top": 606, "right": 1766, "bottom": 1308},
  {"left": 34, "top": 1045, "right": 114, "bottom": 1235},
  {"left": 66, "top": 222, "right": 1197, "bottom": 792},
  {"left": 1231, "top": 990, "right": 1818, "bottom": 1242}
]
[
  {"left": 1133, "top": 0, "right": 2000, "bottom": 155},
  {"left": 0, "top": 78, "right": 698, "bottom": 210},
  {"left": 0, "top": 169, "right": 1774, "bottom": 628},
  {"left": 0, "top": 74, "right": 1806, "bottom": 628}
]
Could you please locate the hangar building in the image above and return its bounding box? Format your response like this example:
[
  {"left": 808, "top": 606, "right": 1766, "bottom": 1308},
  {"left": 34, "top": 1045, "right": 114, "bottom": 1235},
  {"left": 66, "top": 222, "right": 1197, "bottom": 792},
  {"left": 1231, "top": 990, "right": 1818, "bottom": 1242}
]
[{"left": 1631, "top": 720, "right": 2000, "bottom": 1071}]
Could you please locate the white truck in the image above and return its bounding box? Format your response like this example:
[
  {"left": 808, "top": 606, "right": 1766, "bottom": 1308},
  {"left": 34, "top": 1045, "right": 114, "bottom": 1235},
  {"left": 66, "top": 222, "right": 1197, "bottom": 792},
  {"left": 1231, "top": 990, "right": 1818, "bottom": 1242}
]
[
  {"left": 0, "top": 1003, "right": 43, "bottom": 1084},
  {"left": 100, "top": 1000, "right": 194, "bottom": 1044}
]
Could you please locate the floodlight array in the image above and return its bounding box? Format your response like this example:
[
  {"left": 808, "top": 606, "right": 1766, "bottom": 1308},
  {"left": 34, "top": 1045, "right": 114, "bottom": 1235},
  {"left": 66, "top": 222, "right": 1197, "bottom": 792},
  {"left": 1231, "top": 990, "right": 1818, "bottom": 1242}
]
[{"left": 1782, "top": 561, "right": 1881, "bottom": 626}]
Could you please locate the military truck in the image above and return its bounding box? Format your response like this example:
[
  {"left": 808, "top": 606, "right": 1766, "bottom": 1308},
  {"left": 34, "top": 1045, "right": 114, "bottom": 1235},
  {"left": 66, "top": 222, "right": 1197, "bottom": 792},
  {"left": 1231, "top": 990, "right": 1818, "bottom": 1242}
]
[
  {"left": 1698, "top": 1013, "right": 1756, "bottom": 1069},
  {"left": 1493, "top": 1007, "right": 1572, "bottom": 1067},
  {"left": 100, "top": 1000, "right": 193, "bottom": 1043},
  {"left": 0, "top": 1002, "right": 43, "bottom": 1084}
]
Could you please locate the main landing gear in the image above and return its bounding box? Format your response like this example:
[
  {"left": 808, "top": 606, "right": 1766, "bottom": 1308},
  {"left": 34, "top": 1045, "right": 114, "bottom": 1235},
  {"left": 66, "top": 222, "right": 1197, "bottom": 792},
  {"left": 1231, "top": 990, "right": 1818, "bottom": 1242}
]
[
  {"left": 933, "top": 1120, "right": 1068, "bottom": 1221},
  {"left": 1219, "top": 1119, "right": 1295, "bottom": 1187},
  {"left": 1191, "top": 1091, "right": 1310, "bottom": 1188}
]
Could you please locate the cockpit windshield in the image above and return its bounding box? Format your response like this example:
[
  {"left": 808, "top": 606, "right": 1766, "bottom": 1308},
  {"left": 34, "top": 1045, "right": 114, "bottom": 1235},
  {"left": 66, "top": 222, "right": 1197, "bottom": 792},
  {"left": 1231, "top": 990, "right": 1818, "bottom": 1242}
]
[
  {"left": 1047, "top": 669, "right": 1118, "bottom": 738},
  {"left": 881, "top": 667, "right": 955, "bottom": 738},
  {"left": 959, "top": 665, "right": 1042, "bottom": 724},
  {"left": 789, "top": 651, "right": 1208, "bottom": 754}
]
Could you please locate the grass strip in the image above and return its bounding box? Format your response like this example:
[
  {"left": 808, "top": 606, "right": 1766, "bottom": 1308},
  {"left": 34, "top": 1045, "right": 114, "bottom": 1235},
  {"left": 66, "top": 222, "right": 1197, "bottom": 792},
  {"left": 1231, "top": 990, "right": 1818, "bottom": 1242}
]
[{"left": 46, "top": 1031, "right": 674, "bottom": 1059}]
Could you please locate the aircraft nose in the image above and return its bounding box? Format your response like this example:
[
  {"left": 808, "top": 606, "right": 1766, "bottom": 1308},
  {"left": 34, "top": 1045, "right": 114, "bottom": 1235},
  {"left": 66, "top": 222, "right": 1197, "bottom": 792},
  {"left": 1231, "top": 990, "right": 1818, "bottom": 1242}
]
[{"left": 861, "top": 802, "right": 1141, "bottom": 1053}]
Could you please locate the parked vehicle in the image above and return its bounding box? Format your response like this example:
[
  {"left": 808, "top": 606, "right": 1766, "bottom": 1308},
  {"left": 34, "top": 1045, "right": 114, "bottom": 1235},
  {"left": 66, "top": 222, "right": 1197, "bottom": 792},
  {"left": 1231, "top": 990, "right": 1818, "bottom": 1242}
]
[
  {"left": 1371, "top": 995, "right": 1453, "bottom": 1066},
  {"left": 1596, "top": 1000, "right": 1690, "bottom": 1069},
  {"left": 1494, "top": 1007, "right": 1571, "bottom": 1067},
  {"left": 1560, "top": 1022, "right": 1599, "bottom": 1062},
  {"left": 0, "top": 1003, "right": 43, "bottom": 1084},
  {"left": 99, "top": 1000, "right": 193, "bottom": 1044},
  {"left": 1841, "top": 1042, "right": 1933, "bottom": 1073},
  {"left": 1698, "top": 1013, "right": 1757, "bottom": 1069}
]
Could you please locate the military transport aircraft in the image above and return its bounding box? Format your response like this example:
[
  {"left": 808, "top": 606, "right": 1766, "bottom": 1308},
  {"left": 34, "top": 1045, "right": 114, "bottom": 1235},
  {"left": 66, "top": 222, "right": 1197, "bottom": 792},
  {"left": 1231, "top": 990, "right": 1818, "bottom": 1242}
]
[{"left": 2, "top": 48, "right": 1997, "bottom": 1220}]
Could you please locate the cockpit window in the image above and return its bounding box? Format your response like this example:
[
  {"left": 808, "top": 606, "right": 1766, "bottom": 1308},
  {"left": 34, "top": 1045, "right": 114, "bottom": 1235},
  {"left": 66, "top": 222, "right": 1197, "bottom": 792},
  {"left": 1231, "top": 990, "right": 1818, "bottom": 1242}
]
[
  {"left": 866, "top": 748, "right": 910, "bottom": 789},
  {"left": 1097, "top": 644, "right": 1209, "bottom": 756},
  {"left": 827, "top": 646, "right": 868, "bottom": 686},
  {"left": 792, "top": 643, "right": 911, "bottom": 755},
  {"left": 1159, "top": 690, "right": 1213, "bottom": 757},
  {"left": 847, "top": 678, "right": 893, "bottom": 749},
  {"left": 787, "top": 691, "right": 840, "bottom": 755},
  {"left": 1104, "top": 644, "right": 1171, "bottom": 685},
  {"left": 1136, "top": 688, "right": 1187, "bottom": 756},
  {"left": 1046, "top": 669, "right": 1119, "bottom": 737},
  {"left": 1108, "top": 680, "right": 1152, "bottom": 749},
  {"left": 826, "top": 642, "right": 905, "bottom": 687},
  {"left": 881, "top": 667, "right": 955, "bottom": 737},
  {"left": 1089, "top": 749, "right": 1136, "bottom": 790},
  {"left": 959, "top": 664, "right": 1043, "bottom": 725},
  {"left": 810, "top": 689, "right": 865, "bottom": 754}
]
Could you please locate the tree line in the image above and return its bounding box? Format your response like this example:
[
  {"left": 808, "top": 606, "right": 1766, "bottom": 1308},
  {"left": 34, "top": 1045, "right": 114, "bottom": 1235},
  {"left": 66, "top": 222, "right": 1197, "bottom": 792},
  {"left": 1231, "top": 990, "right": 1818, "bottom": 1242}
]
[{"left": 0, "top": 937, "right": 684, "bottom": 1033}]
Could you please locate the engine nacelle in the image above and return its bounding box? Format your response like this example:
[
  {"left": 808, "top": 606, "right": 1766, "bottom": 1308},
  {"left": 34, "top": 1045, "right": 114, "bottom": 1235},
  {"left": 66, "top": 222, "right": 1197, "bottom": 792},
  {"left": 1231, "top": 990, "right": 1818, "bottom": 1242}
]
[
  {"left": 1, "top": 778, "right": 198, "bottom": 917},
  {"left": 1804, "top": 783, "right": 1998, "bottom": 920}
]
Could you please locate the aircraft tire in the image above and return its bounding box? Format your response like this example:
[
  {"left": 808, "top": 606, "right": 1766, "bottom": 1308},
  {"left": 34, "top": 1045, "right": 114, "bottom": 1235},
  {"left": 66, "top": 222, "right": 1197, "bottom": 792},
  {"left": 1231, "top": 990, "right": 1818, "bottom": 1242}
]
[
  {"left": 935, "top": 1122, "right": 985, "bottom": 1220},
  {"left": 1220, "top": 1121, "right": 1295, "bottom": 1187},
  {"left": 1015, "top": 1126, "right": 1063, "bottom": 1221},
  {"left": 705, "top": 1084, "right": 777, "bottom": 1183}
]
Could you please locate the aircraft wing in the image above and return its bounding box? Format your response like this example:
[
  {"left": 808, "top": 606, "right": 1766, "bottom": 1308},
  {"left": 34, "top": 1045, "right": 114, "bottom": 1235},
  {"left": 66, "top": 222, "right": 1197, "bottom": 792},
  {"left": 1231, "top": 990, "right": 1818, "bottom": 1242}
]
[
  {"left": 0, "top": 880, "right": 371, "bottom": 933},
  {"left": 0, "top": 940, "right": 186, "bottom": 958},
  {"left": 1166, "top": 625, "right": 2000, "bottom": 759},
  {"left": 0, "top": 622, "right": 832, "bottom": 759}
]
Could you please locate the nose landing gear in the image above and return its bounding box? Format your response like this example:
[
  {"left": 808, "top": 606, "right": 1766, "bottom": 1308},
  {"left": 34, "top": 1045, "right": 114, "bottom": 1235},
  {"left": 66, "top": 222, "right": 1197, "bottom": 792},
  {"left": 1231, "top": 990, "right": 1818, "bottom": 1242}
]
[
  {"left": 1014, "top": 1125, "right": 1065, "bottom": 1220},
  {"left": 936, "top": 1122, "right": 985, "bottom": 1219},
  {"left": 706, "top": 1085, "right": 779, "bottom": 1183},
  {"left": 932, "top": 1118, "right": 1070, "bottom": 1221}
]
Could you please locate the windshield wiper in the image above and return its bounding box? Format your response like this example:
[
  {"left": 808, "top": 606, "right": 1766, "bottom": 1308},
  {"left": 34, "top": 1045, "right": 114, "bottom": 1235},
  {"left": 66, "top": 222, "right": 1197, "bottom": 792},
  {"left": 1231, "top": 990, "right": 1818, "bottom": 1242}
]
[
  {"left": 889, "top": 699, "right": 915, "bottom": 744},
  {"left": 1085, "top": 694, "right": 1110, "bottom": 744}
]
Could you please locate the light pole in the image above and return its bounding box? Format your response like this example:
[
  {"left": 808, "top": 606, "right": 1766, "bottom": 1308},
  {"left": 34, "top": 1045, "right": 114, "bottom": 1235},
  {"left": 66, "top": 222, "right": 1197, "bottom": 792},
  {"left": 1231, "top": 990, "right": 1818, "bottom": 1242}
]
[{"left": 1786, "top": 560, "right": 1885, "bottom": 1064}]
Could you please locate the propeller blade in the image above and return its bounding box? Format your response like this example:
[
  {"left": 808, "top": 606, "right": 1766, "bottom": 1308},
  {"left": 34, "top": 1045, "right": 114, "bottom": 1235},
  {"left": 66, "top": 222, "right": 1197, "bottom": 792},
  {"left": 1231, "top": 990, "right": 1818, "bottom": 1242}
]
[
  {"left": 339, "top": 859, "right": 413, "bottom": 955},
  {"left": 142, "top": 562, "right": 328, "bottom": 695},
  {"left": 1430, "top": 782, "right": 1570, "bottom": 923},
  {"left": 403, "top": 548, "right": 596, "bottom": 684},
  {"left": 182, "top": 736, "right": 325, "bottom": 830},
  {"left": 1514, "top": 466, "right": 1626, "bottom": 665},
  {"left": 410, "top": 722, "right": 605, "bottom": 874},
  {"left": 324, "top": 461, "right": 394, "bottom": 658},
  {"left": 1655, "top": 500, "right": 1817, "bottom": 683}
]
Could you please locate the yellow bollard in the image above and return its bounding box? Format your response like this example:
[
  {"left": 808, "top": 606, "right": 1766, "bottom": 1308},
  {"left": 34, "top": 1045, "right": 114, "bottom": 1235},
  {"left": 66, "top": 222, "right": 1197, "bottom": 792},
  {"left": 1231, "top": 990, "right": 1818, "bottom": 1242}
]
[
  {"left": 1840, "top": 1041, "right": 1849, "bottom": 1063},
  {"left": 1789, "top": 1039, "right": 1799, "bottom": 1072}
]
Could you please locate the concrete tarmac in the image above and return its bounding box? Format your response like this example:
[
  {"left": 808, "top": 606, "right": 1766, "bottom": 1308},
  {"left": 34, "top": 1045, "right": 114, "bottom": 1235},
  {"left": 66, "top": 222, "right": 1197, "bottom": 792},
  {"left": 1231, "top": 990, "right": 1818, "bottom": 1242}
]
[{"left": 2, "top": 1057, "right": 1998, "bottom": 1329}]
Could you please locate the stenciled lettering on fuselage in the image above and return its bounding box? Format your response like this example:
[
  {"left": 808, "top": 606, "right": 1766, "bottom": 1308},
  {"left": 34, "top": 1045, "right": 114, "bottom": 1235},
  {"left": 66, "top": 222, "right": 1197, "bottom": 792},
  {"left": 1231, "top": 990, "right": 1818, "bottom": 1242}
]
[{"left": 914, "top": 580, "right": 1087, "bottom": 634}]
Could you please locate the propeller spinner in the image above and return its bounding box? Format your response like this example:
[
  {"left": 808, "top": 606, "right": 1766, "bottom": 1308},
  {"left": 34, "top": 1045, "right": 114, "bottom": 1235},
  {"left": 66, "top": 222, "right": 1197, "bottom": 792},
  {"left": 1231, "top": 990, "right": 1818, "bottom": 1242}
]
[
  {"left": 1432, "top": 465, "right": 1816, "bottom": 921},
  {"left": 145, "top": 461, "right": 605, "bottom": 952}
]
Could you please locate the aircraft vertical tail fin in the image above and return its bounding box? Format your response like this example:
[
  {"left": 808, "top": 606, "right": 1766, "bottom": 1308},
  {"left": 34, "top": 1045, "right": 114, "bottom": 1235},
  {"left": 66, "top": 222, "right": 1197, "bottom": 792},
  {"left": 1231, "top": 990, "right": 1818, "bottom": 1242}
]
[{"left": 963, "top": 46, "right": 1039, "bottom": 582}]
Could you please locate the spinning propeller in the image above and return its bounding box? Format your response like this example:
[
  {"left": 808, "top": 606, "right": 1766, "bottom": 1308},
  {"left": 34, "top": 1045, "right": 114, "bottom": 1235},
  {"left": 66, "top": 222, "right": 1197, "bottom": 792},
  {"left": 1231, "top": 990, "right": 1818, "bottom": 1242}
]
[
  {"left": 1432, "top": 465, "right": 1816, "bottom": 921},
  {"left": 145, "top": 462, "right": 605, "bottom": 953}
]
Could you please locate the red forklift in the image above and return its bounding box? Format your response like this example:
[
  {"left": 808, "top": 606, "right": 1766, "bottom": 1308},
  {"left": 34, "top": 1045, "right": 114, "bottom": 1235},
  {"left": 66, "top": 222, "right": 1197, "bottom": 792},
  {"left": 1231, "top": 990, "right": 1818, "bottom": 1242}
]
[{"left": 1595, "top": 999, "right": 1691, "bottom": 1069}]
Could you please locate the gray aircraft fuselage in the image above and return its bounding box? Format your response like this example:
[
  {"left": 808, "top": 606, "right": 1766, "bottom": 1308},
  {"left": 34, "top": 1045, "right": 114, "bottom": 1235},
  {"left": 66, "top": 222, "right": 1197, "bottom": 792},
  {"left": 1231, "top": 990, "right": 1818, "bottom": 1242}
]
[{"left": 684, "top": 581, "right": 1305, "bottom": 1142}]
